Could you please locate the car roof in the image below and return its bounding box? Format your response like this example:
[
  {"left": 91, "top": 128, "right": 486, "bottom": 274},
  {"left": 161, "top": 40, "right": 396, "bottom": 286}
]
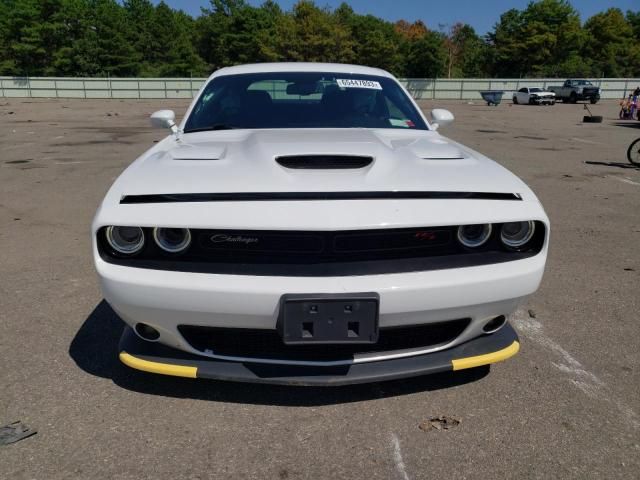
[{"left": 208, "top": 63, "right": 394, "bottom": 80}]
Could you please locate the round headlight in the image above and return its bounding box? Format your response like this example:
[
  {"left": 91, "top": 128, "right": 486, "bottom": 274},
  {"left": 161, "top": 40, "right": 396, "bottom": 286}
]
[
  {"left": 457, "top": 224, "right": 492, "bottom": 248},
  {"left": 153, "top": 227, "right": 191, "bottom": 253},
  {"left": 106, "top": 226, "right": 145, "bottom": 255},
  {"left": 501, "top": 221, "right": 535, "bottom": 248}
]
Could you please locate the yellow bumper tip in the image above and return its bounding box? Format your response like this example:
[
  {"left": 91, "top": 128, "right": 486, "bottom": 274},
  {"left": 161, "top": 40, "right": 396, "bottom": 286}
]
[
  {"left": 119, "top": 351, "right": 198, "bottom": 378},
  {"left": 451, "top": 340, "right": 520, "bottom": 371}
]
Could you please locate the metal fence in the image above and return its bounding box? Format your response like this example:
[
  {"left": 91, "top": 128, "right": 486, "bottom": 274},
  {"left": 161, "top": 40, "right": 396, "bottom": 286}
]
[
  {"left": 1, "top": 76, "right": 639, "bottom": 100},
  {"left": 403, "top": 78, "right": 640, "bottom": 100}
]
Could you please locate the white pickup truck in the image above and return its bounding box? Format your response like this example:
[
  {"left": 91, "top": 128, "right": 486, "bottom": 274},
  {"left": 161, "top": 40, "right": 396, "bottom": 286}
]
[{"left": 548, "top": 79, "right": 601, "bottom": 104}]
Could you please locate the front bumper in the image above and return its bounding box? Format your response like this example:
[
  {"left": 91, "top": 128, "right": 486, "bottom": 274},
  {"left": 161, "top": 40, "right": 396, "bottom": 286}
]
[
  {"left": 119, "top": 322, "right": 520, "bottom": 386},
  {"left": 97, "top": 253, "right": 545, "bottom": 359},
  {"left": 575, "top": 92, "right": 600, "bottom": 101},
  {"left": 532, "top": 96, "right": 555, "bottom": 104}
]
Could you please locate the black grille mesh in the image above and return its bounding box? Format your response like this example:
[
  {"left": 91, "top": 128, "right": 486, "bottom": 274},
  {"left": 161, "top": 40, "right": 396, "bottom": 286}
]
[{"left": 178, "top": 319, "right": 470, "bottom": 362}]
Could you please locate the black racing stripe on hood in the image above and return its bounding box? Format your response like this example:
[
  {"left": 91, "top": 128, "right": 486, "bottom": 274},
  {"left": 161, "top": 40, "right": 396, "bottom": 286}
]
[{"left": 120, "top": 191, "right": 522, "bottom": 204}]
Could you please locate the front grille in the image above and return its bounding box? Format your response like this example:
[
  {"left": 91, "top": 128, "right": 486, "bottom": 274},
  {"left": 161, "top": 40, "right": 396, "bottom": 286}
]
[
  {"left": 198, "top": 227, "right": 455, "bottom": 260},
  {"left": 98, "top": 223, "right": 546, "bottom": 276},
  {"left": 178, "top": 319, "right": 470, "bottom": 362}
]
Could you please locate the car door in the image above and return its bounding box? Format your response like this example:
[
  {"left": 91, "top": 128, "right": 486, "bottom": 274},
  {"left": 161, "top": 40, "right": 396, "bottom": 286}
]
[
  {"left": 516, "top": 88, "right": 529, "bottom": 104},
  {"left": 563, "top": 80, "right": 573, "bottom": 97}
]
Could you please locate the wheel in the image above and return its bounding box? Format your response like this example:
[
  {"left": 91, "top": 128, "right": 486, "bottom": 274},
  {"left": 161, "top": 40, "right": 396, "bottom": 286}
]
[
  {"left": 570, "top": 92, "right": 577, "bottom": 103},
  {"left": 551, "top": 101, "right": 556, "bottom": 106},
  {"left": 583, "top": 115, "right": 603, "bottom": 123},
  {"left": 513, "top": 96, "right": 518, "bottom": 104},
  {"left": 628, "top": 138, "right": 640, "bottom": 166},
  {"left": 590, "top": 96, "right": 600, "bottom": 104}
]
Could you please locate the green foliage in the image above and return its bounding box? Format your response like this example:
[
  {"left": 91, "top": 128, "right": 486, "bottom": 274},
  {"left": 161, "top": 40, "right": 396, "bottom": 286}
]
[
  {"left": 488, "top": 0, "right": 586, "bottom": 77},
  {"left": 404, "top": 30, "right": 446, "bottom": 78},
  {"left": 446, "top": 23, "right": 486, "bottom": 77},
  {"left": 50, "top": 0, "right": 101, "bottom": 76},
  {"left": 91, "top": 0, "right": 139, "bottom": 76},
  {"left": 1, "top": 0, "right": 67, "bottom": 75},
  {"left": 197, "top": 0, "right": 280, "bottom": 69},
  {"left": 584, "top": 8, "right": 639, "bottom": 77},
  {"left": 263, "top": 1, "right": 355, "bottom": 63},
  {"left": 627, "top": 10, "right": 640, "bottom": 40},
  {"left": 335, "top": 5, "right": 402, "bottom": 74},
  {"left": 0, "top": 0, "right": 638, "bottom": 78}
]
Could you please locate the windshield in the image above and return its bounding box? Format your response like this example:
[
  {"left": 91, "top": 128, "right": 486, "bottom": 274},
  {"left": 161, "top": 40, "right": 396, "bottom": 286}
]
[
  {"left": 530, "top": 88, "right": 543, "bottom": 92},
  {"left": 184, "top": 72, "right": 428, "bottom": 132}
]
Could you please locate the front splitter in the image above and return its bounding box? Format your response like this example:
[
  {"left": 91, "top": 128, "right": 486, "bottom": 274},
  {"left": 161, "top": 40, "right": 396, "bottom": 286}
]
[{"left": 118, "top": 324, "right": 519, "bottom": 386}]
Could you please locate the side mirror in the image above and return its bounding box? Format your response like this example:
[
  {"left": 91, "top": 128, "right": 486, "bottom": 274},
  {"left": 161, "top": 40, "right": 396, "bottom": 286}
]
[
  {"left": 430, "top": 109, "right": 455, "bottom": 130},
  {"left": 150, "top": 110, "right": 177, "bottom": 132}
]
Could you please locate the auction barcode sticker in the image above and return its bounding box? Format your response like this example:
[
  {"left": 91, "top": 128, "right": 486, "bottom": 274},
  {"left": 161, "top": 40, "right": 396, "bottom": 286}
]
[{"left": 336, "top": 79, "right": 382, "bottom": 90}]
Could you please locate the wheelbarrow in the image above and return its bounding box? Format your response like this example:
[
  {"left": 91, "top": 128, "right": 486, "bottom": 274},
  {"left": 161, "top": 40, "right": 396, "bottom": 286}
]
[{"left": 479, "top": 90, "right": 505, "bottom": 106}]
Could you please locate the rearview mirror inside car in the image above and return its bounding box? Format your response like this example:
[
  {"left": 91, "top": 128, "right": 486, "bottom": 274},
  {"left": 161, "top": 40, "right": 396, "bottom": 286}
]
[{"left": 286, "top": 81, "right": 321, "bottom": 96}]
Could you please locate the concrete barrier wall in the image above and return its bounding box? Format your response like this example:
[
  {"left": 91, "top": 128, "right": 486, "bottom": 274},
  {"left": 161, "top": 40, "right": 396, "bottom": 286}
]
[
  {"left": 0, "top": 77, "right": 206, "bottom": 99},
  {"left": 1, "top": 76, "right": 639, "bottom": 100}
]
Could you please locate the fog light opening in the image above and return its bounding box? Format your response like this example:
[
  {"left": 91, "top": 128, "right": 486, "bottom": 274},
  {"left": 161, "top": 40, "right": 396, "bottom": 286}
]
[
  {"left": 134, "top": 323, "right": 161, "bottom": 342},
  {"left": 482, "top": 315, "right": 506, "bottom": 334}
]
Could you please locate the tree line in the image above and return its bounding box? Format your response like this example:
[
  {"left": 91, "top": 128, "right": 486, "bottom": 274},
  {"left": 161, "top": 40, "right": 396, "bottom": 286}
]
[{"left": 0, "top": 0, "right": 638, "bottom": 78}]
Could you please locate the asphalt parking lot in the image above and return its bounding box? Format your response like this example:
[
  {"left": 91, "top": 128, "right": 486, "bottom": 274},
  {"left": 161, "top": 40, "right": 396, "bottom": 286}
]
[{"left": 1, "top": 97, "right": 639, "bottom": 479}]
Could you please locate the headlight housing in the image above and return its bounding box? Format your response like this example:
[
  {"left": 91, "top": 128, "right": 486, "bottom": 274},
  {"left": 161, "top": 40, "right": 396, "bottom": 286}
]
[
  {"left": 457, "top": 224, "right": 492, "bottom": 248},
  {"left": 105, "top": 226, "right": 145, "bottom": 255},
  {"left": 153, "top": 227, "right": 191, "bottom": 253},
  {"left": 500, "top": 221, "right": 535, "bottom": 248}
]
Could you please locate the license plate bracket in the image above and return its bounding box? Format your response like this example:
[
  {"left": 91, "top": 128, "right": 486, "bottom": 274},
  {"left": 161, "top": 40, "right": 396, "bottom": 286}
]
[{"left": 278, "top": 293, "right": 379, "bottom": 345}]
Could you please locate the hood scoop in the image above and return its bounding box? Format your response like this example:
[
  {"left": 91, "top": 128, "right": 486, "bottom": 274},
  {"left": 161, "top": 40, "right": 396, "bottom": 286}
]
[
  {"left": 276, "top": 155, "right": 373, "bottom": 169},
  {"left": 170, "top": 143, "right": 226, "bottom": 161},
  {"left": 405, "top": 139, "right": 466, "bottom": 160}
]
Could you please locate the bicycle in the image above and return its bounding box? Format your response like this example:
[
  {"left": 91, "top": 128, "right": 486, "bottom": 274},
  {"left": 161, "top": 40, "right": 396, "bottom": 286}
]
[{"left": 628, "top": 138, "right": 640, "bottom": 166}]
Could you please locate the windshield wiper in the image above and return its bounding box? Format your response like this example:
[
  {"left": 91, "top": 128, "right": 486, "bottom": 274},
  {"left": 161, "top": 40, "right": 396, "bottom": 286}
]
[{"left": 184, "top": 124, "right": 236, "bottom": 133}]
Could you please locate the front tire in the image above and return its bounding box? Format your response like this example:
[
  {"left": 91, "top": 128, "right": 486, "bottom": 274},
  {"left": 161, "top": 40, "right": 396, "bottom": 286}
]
[
  {"left": 513, "top": 96, "right": 518, "bottom": 104},
  {"left": 628, "top": 138, "right": 640, "bottom": 166},
  {"left": 590, "top": 96, "right": 600, "bottom": 104}
]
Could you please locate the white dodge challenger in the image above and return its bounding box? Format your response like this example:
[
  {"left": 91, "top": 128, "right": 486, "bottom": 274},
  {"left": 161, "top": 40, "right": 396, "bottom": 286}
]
[
  {"left": 513, "top": 87, "right": 556, "bottom": 105},
  {"left": 93, "top": 63, "right": 549, "bottom": 385}
]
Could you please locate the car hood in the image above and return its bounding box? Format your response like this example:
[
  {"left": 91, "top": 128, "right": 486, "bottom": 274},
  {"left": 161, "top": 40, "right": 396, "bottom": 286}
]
[
  {"left": 109, "top": 128, "right": 532, "bottom": 199},
  {"left": 95, "top": 128, "right": 548, "bottom": 231}
]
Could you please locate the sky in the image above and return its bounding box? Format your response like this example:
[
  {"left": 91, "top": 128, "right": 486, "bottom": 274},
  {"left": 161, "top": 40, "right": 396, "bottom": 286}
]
[{"left": 152, "top": 0, "right": 638, "bottom": 34}]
